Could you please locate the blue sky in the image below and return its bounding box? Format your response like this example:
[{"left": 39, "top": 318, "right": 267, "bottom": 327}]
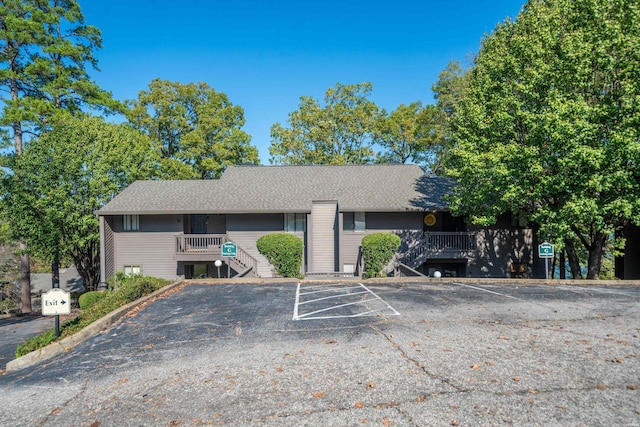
[{"left": 81, "top": 0, "right": 525, "bottom": 164}]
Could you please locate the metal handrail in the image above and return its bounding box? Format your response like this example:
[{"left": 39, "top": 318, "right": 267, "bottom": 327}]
[
  {"left": 402, "top": 231, "right": 477, "bottom": 265},
  {"left": 175, "top": 234, "right": 258, "bottom": 276}
]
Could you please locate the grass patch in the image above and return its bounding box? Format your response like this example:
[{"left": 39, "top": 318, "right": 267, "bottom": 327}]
[{"left": 16, "top": 275, "right": 171, "bottom": 358}]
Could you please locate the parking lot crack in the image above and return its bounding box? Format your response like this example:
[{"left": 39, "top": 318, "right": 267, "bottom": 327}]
[
  {"left": 370, "top": 324, "right": 469, "bottom": 394},
  {"left": 37, "top": 379, "right": 90, "bottom": 426}
]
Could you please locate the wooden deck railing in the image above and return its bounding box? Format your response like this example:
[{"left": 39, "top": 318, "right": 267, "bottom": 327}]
[{"left": 175, "top": 234, "right": 257, "bottom": 276}]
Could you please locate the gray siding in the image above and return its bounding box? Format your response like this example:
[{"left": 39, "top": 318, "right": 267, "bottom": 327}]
[
  {"left": 468, "top": 226, "right": 534, "bottom": 278},
  {"left": 111, "top": 215, "right": 183, "bottom": 280},
  {"left": 227, "top": 214, "right": 287, "bottom": 278},
  {"left": 114, "top": 232, "right": 179, "bottom": 279},
  {"left": 340, "top": 212, "right": 423, "bottom": 272},
  {"left": 310, "top": 201, "right": 337, "bottom": 272}
]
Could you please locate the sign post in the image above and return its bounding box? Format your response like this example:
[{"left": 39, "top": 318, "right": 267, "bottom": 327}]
[
  {"left": 221, "top": 242, "right": 237, "bottom": 278},
  {"left": 538, "top": 242, "right": 554, "bottom": 280},
  {"left": 42, "top": 288, "right": 71, "bottom": 337}
]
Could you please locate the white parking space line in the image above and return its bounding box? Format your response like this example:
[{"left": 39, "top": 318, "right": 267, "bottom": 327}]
[
  {"left": 293, "top": 283, "right": 400, "bottom": 321},
  {"left": 556, "top": 285, "right": 640, "bottom": 298},
  {"left": 451, "top": 282, "right": 525, "bottom": 301}
]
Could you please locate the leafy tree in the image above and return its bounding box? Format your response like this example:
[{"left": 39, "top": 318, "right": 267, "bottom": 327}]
[
  {"left": 269, "top": 82, "right": 380, "bottom": 165},
  {"left": 430, "top": 61, "right": 470, "bottom": 173},
  {"left": 432, "top": 60, "right": 469, "bottom": 118},
  {"left": 445, "top": 0, "right": 640, "bottom": 279},
  {"left": 2, "top": 115, "right": 157, "bottom": 291},
  {"left": 0, "top": 0, "right": 120, "bottom": 312},
  {"left": 127, "top": 79, "right": 258, "bottom": 179},
  {"left": 374, "top": 102, "right": 444, "bottom": 173}
]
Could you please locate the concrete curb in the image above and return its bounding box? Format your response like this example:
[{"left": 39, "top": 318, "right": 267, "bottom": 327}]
[
  {"left": 5, "top": 280, "right": 184, "bottom": 373},
  {"left": 189, "top": 276, "right": 640, "bottom": 287}
]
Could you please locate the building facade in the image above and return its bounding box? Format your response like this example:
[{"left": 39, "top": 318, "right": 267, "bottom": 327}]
[{"left": 97, "top": 164, "right": 544, "bottom": 281}]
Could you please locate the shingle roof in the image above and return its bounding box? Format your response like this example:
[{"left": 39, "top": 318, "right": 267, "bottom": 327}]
[{"left": 97, "top": 164, "right": 453, "bottom": 215}]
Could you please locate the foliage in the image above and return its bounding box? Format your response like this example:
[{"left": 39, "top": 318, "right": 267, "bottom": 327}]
[
  {"left": 432, "top": 61, "right": 469, "bottom": 118},
  {"left": 256, "top": 233, "right": 303, "bottom": 278},
  {"left": 0, "top": 0, "right": 121, "bottom": 313},
  {"left": 269, "top": 82, "right": 380, "bottom": 165},
  {"left": 373, "top": 102, "right": 444, "bottom": 173},
  {"left": 16, "top": 275, "right": 170, "bottom": 357},
  {"left": 431, "top": 60, "right": 470, "bottom": 172},
  {"left": 444, "top": 0, "right": 640, "bottom": 279},
  {"left": 2, "top": 115, "right": 158, "bottom": 290},
  {"left": 78, "top": 290, "right": 107, "bottom": 310},
  {"left": 0, "top": 0, "right": 122, "bottom": 148},
  {"left": 361, "top": 233, "right": 401, "bottom": 279},
  {"left": 127, "top": 79, "right": 258, "bottom": 179}
]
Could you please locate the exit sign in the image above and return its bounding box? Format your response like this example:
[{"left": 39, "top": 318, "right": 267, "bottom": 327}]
[{"left": 41, "top": 288, "right": 71, "bottom": 316}]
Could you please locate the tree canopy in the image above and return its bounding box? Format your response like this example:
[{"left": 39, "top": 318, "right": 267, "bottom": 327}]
[
  {"left": 373, "top": 102, "right": 444, "bottom": 173},
  {"left": 127, "top": 79, "right": 258, "bottom": 179},
  {"left": 269, "top": 82, "right": 380, "bottom": 165},
  {"left": 0, "top": 0, "right": 120, "bottom": 312},
  {"left": 0, "top": 0, "right": 121, "bottom": 148},
  {"left": 444, "top": 0, "right": 640, "bottom": 279},
  {"left": 2, "top": 115, "right": 157, "bottom": 290}
]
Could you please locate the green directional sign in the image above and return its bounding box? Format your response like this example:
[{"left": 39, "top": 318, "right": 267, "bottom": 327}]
[
  {"left": 538, "top": 242, "right": 554, "bottom": 259},
  {"left": 222, "top": 242, "right": 237, "bottom": 257}
]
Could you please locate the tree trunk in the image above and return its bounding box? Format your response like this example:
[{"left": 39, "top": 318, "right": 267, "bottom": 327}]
[
  {"left": 12, "top": 72, "right": 32, "bottom": 314},
  {"left": 15, "top": 122, "right": 32, "bottom": 313},
  {"left": 20, "top": 243, "right": 31, "bottom": 314},
  {"left": 559, "top": 250, "right": 566, "bottom": 279},
  {"left": 586, "top": 232, "right": 608, "bottom": 280},
  {"left": 52, "top": 252, "right": 60, "bottom": 289},
  {"left": 564, "top": 238, "right": 583, "bottom": 279}
]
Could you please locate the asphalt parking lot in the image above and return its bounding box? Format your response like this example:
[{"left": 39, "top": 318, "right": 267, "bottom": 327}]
[{"left": 1, "top": 280, "right": 639, "bottom": 426}]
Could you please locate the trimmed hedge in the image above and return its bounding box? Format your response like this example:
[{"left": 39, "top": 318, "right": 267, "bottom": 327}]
[
  {"left": 362, "top": 233, "right": 401, "bottom": 278},
  {"left": 256, "top": 233, "right": 303, "bottom": 278},
  {"left": 78, "top": 291, "right": 107, "bottom": 310}
]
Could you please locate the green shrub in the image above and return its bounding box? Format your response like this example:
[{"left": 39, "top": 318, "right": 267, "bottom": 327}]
[
  {"left": 362, "top": 233, "right": 401, "bottom": 279},
  {"left": 15, "top": 275, "right": 170, "bottom": 358},
  {"left": 78, "top": 291, "right": 107, "bottom": 309},
  {"left": 257, "top": 233, "right": 303, "bottom": 278}
]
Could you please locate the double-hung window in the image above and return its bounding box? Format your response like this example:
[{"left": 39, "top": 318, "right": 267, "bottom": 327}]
[
  {"left": 285, "top": 213, "right": 306, "bottom": 232},
  {"left": 124, "top": 265, "right": 141, "bottom": 276},
  {"left": 343, "top": 212, "right": 365, "bottom": 232},
  {"left": 123, "top": 214, "right": 140, "bottom": 231}
]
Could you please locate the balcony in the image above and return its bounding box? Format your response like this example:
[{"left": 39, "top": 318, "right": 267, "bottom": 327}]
[
  {"left": 175, "top": 234, "right": 257, "bottom": 276},
  {"left": 401, "top": 232, "right": 477, "bottom": 268},
  {"left": 175, "top": 234, "right": 226, "bottom": 260}
]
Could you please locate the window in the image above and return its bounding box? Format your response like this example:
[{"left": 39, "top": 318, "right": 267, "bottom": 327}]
[
  {"left": 343, "top": 212, "right": 365, "bottom": 232},
  {"left": 123, "top": 214, "right": 139, "bottom": 231},
  {"left": 123, "top": 265, "right": 141, "bottom": 276},
  {"left": 285, "top": 213, "right": 306, "bottom": 232}
]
